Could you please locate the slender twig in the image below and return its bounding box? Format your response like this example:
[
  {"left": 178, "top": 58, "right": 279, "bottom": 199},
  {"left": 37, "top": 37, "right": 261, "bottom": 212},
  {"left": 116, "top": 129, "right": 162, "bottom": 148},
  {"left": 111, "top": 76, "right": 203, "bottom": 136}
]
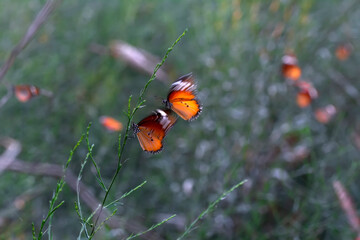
[
  {"left": 85, "top": 124, "right": 107, "bottom": 191},
  {"left": 126, "top": 214, "right": 176, "bottom": 240},
  {"left": 0, "top": 0, "right": 62, "bottom": 83},
  {"left": 89, "top": 29, "right": 188, "bottom": 237},
  {"left": 177, "top": 180, "right": 248, "bottom": 240},
  {"left": 76, "top": 141, "right": 95, "bottom": 238},
  {"left": 104, "top": 180, "right": 147, "bottom": 209},
  {"left": 35, "top": 133, "right": 84, "bottom": 240},
  {"left": 0, "top": 84, "right": 13, "bottom": 109}
]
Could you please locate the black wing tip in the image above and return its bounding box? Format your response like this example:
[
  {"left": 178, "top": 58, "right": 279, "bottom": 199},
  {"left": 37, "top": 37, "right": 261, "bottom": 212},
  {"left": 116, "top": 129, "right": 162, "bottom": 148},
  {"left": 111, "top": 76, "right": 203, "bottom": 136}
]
[
  {"left": 177, "top": 72, "right": 194, "bottom": 81},
  {"left": 144, "top": 145, "right": 164, "bottom": 154}
]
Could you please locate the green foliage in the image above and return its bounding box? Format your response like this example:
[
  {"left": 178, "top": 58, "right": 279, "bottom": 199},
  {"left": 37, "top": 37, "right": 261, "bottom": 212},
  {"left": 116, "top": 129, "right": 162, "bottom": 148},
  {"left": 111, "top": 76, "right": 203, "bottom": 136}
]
[{"left": 1, "top": 0, "right": 360, "bottom": 239}]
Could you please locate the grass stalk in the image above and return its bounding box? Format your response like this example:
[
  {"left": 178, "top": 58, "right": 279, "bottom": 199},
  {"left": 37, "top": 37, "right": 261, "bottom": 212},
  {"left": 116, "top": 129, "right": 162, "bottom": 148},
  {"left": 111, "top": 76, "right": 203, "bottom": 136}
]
[
  {"left": 177, "top": 179, "right": 248, "bottom": 240},
  {"left": 126, "top": 214, "right": 177, "bottom": 240}
]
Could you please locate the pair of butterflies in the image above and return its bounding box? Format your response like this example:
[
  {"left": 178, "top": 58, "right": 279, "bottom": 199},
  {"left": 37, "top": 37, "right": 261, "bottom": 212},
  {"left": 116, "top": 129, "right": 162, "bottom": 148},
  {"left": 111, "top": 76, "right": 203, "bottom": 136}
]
[{"left": 132, "top": 73, "right": 202, "bottom": 153}]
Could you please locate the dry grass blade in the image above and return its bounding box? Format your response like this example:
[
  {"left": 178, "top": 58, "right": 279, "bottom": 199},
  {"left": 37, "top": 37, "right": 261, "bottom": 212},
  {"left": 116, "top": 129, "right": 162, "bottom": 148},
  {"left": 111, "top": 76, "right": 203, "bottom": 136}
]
[
  {"left": 0, "top": 0, "right": 63, "bottom": 83},
  {"left": 0, "top": 138, "right": 21, "bottom": 175},
  {"left": 109, "top": 41, "right": 169, "bottom": 83},
  {"left": 333, "top": 180, "right": 360, "bottom": 234}
]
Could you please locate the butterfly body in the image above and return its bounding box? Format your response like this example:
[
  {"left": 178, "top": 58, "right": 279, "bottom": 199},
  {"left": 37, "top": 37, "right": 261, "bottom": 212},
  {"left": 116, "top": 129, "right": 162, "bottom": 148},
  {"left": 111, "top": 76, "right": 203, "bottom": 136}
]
[
  {"left": 163, "top": 73, "right": 202, "bottom": 121},
  {"left": 132, "top": 109, "right": 177, "bottom": 153}
]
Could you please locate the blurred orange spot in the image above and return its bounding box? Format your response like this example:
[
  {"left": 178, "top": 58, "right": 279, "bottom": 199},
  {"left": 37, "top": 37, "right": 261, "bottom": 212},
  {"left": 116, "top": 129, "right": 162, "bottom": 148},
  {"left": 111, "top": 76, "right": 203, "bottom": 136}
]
[
  {"left": 296, "top": 80, "right": 318, "bottom": 97},
  {"left": 14, "top": 85, "right": 40, "bottom": 102},
  {"left": 282, "top": 54, "right": 301, "bottom": 81},
  {"left": 296, "top": 91, "right": 312, "bottom": 108},
  {"left": 100, "top": 116, "right": 123, "bottom": 132},
  {"left": 295, "top": 81, "right": 318, "bottom": 108},
  {"left": 314, "top": 105, "right": 336, "bottom": 124},
  {"left": 336, "top": 44, "right": 352, "bottom": 61}
]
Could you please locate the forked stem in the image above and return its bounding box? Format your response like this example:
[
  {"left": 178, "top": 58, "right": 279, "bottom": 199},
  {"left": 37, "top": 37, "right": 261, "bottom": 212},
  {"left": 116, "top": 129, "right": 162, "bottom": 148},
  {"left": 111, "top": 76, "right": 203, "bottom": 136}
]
[{"left": 90, "top": 29, "right": 188, "bottom": 237}]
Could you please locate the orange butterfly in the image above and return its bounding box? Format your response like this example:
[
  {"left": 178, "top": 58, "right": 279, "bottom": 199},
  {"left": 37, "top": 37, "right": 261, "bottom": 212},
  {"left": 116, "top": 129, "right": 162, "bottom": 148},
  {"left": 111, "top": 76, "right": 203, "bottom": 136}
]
[
  {"left": 14, "top": 85, "right": 40, "bottom": 102},
  {"left": 281, "top": 54, "right": 301, "bottom": 81},
  {"left": 163, "top": 73, "right": 202, "bottom": 121},
  {"left": 132, "top": 109, "right": 177, "bottom": 153},
  {"left": 99, "top": 116, "right": 123, "bottom": 132}
]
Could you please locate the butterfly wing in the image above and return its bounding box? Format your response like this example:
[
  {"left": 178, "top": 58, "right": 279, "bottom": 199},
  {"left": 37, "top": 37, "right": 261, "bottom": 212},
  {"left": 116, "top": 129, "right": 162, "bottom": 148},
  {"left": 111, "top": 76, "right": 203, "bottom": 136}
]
[
  {"left": 135, "top": 109, "right": 177, "bottom": 153},
  {"left": 167, "top": 73, "right": 202, "bottom": 121},
  {"left": 169, "top": 96, "right": 201, "bottom": 121}
]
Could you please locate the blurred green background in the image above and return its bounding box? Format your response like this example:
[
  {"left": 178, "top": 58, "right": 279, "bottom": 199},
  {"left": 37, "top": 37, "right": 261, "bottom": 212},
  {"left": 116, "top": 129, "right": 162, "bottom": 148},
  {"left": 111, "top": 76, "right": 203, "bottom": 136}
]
[{"left": 1, "top": 0, "right": 360, "bottom": 239}]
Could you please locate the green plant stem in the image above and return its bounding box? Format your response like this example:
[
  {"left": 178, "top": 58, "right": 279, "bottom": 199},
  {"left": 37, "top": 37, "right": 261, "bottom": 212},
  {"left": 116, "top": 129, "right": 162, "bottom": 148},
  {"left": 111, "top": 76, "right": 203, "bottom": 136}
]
[
  {"left": 126, "top": 214, "right": 176, "bottom": 240},
  {"left": 89, "top": 28, "right": 188, "bottom": 238},
  {"left": 76, "top": 144, "right": 94, "bottom": 238},
  {"left": 177, "top": 179, "right": 248, "bottom": 240},
  {"left": 33, "top": 133, "right": 84, "bottom": 239},
  {"left": 105, "top": 180, "right": 147, "bottom": 208}
]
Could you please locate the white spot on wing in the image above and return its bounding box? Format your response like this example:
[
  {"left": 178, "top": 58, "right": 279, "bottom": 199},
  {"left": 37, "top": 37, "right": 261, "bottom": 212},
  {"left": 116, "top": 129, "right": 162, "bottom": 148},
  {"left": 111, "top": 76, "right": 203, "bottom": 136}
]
[
  {"left": 157, "top": 109, "right": 167, "bottom": 117},
  {"left": 155, "top": 109, "right": 172, "bottom": 129},
  {"left": 171, "top": 80, "right": 195, "bottom": 91}
]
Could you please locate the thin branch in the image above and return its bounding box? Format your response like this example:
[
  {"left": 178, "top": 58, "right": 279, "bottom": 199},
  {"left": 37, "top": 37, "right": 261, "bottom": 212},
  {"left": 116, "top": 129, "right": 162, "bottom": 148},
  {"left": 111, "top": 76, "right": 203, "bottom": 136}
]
[{"left": 0, "top": 0, "right": 63, "bottom": 83}]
